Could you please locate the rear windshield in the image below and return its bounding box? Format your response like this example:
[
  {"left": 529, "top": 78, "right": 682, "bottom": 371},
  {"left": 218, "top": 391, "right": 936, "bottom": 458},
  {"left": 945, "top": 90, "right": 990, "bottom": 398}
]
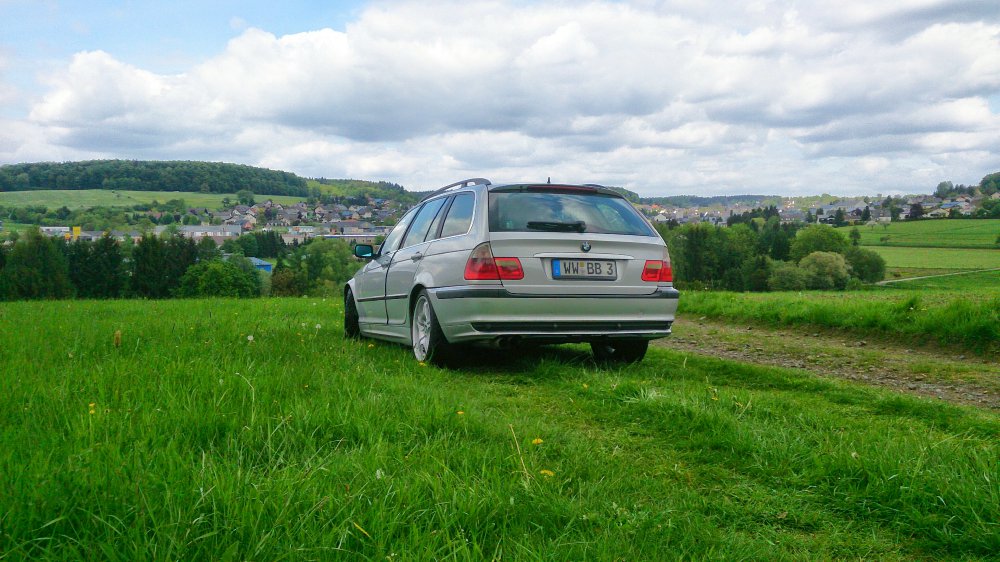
[{"left": 488, "top": 189, "right": 655, "bottom": 236}]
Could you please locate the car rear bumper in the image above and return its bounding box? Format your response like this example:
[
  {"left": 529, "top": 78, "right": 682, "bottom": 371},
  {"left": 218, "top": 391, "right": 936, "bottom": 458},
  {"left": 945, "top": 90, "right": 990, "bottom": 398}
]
[{"left": 427, "top": 285, "right": 679, "bottom": 343}]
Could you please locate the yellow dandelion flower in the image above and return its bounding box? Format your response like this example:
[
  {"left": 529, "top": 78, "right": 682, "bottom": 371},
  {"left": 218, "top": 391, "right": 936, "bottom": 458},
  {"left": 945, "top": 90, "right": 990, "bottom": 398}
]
[
  {"left": 456, "top": 410, "right": 465, "bottom": 415},
  {"left": 582, "top": 383, "right": 589, "bottom": 389},
  {"left": 532, "top": 438, "right": 543, "bottom": 445},
  {"left": 539, "top": 469, "right": 555, "bottom": 477},
  {"left": 368, "top": 343, "right": 375, "bottom": 348}
]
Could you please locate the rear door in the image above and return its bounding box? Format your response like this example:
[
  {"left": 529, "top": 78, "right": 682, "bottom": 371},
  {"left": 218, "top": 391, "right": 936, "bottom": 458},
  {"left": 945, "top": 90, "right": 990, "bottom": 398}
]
[{"left": 486, "top": 186, "right": 666, "bottom": 296}]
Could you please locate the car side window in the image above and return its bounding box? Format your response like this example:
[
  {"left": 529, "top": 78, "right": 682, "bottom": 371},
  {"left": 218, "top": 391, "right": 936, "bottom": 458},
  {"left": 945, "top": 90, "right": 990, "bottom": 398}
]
[
  {"left": 379, "top": 207, "right": 417, "bottom": 255},
  {"left": 401, "top": 198, "right": 447, "bottom": 249},
  {"left": 438, "top": 193, "right": 475, "bottom": 238}
]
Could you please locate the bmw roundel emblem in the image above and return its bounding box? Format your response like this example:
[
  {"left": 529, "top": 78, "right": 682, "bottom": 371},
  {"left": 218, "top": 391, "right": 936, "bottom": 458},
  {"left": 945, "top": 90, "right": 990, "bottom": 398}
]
[{"left": 581, "top": 241, "right": 592, "bottom": 252}]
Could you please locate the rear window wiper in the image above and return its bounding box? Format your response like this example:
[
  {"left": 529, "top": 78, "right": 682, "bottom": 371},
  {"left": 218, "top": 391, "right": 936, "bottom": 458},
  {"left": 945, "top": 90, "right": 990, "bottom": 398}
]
[{"left": 526, "top": 220, "right": 586, "bottom": 233}]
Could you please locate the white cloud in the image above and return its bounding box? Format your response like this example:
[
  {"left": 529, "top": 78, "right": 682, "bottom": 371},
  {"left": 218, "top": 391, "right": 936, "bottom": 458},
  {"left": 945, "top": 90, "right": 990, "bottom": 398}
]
[{"left": 10, "top": 0, "right": 1000, "bottom": 195}]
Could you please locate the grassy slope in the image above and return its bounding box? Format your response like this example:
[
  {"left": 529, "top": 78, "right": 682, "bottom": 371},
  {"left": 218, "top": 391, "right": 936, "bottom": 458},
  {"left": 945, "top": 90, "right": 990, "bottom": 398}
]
[
  {"left": 868, "top": 246, "right": 1000, "bottom": 270},
  {"left": 837, "top": 219, "right": 1000, "bottom": 248},
  {"left": 886, "top": 269, "right": 1000, "bottom": 291},
  {"left": 678, "top": 288, "right": 1000, "bottom": 355},
  {"left": 0, "top": 189, "right": 306, "bottom": 210},
  {"left": 1, "top": 299, "right": 997, "bottom": 560}
]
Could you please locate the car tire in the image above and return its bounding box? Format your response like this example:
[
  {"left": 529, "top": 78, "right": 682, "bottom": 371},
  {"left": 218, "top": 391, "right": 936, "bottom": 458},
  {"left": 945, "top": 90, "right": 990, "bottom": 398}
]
[
  {"left": 591, "top": 339, "right": 648, "bottom": 364},
  {"left": 344, "top": 288, "right": 361, "bottom": 339},
  {"left": 411, "top": 290, "right": 451, "bottom": 365}
]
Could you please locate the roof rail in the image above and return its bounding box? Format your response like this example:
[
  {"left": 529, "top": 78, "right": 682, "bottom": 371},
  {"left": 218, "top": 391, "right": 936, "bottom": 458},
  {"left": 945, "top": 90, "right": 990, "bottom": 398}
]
[{"left": 420, "top": 178, "right": 491, "bottom": 202}]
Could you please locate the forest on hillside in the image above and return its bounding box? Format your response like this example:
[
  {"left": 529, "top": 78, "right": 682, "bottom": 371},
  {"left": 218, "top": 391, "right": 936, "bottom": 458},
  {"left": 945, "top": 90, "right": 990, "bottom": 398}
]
[{"left": 0, "top": 160, "right": 309, "bottom": 197}]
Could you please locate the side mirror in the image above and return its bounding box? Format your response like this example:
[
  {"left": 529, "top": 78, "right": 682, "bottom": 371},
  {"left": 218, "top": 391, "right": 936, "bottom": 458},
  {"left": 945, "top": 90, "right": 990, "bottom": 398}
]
[{"left": 354, "top": 244, "right": 374, "bottom": 259}]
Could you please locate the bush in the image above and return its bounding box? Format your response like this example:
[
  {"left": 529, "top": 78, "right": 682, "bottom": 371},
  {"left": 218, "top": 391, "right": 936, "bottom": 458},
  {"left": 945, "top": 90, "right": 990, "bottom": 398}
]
[
  {"left": 799, "top": 251, "right": 850, "bottom": 290},
  {"left": 767, "top": 261, "right": 808, "bottom": 291},
  {"left": 175, "top": 260, "right": 260, "bottom": 298},
  {"left": 845, "top": 246, "right": 886, "bottom": 283},
  {"left": 789, "top": 224, "right": 848, "bottom": 262}
]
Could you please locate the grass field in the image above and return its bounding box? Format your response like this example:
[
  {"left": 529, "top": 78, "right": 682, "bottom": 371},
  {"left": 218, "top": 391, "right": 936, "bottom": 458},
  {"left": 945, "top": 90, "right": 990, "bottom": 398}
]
[
  {"left": 868, "top": 246, "right": 1000, "bottom": 270},
  {"left": 837, "top": 219, "right": 1000, "bottom": 248},
  {"left": 678, "top": 289, "right": 1000, "bottom": 354},
  {"left": 0, "top": 189, "right": 306, "bottom": 210},
  {"left": 0, "top": 298, "right": 997, "bottom": 559},
  {"left": 885, "top": 269, "right": 1000, "bottom": 291}
]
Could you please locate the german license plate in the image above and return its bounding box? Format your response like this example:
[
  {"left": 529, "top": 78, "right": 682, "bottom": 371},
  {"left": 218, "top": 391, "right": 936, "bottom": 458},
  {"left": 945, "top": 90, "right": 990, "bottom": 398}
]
[{"left": 552, "top": 259, "right": 617, "bottom": 280}]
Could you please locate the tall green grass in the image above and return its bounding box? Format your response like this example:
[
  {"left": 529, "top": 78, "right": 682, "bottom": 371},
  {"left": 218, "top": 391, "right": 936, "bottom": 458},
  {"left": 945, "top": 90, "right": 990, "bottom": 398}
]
[
  {"left": 0, "top": 299, "right": 997, "bottom": 559},
  {"left": 679, "top": 290, "right": 1000, "bottom": 354}
]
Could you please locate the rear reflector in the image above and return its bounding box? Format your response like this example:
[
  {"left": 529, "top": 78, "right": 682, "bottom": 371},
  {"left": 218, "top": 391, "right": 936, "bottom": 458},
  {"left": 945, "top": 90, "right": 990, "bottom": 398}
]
[
  {"left": 641, "top": 260, "right": 673, "bottom": 282},
  {"left": 464, "top": 243, "right": 524, "bottom": 280}
]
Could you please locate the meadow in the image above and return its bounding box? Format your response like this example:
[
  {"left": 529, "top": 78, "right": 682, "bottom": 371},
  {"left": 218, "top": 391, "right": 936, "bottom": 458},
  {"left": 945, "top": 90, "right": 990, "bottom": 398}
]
[
  {"left": 678, "top": 288, "right": 1000, "bottom": 354},
  {"left": 837, "top": 219, "right": 1000, "bottom": 248},
  {"left": 1, "top": 298, "right": 997, "bottom": 560},
  {"left": 886, "top": 269, "right": 1000, "bottom": 291},
  {"left": 0, "top": 190, "right": 306, "bottom": 210},
  {"left": 867, "top": 246, "right": 1000, "bottom": 270}
]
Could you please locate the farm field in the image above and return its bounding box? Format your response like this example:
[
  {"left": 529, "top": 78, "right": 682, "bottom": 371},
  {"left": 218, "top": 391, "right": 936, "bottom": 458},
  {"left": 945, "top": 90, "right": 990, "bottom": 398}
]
[
  {"left": 837, "top": 219, "right": 1000, "bottom": 248},
  {"left": 1, "top": 298, "right": 997, "bottom": 559},
  {"left": 867, "top": 245, "right": 1000, "bottom": 270},
  {"left": 0, "top": 189, "right": 306, "bottom": 210}
]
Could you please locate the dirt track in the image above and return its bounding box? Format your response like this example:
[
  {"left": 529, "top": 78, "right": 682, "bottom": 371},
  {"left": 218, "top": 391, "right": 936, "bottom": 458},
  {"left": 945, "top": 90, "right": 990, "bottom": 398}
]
[{"left": 654, "top": 315, "right": 1000, "bottom": 410}]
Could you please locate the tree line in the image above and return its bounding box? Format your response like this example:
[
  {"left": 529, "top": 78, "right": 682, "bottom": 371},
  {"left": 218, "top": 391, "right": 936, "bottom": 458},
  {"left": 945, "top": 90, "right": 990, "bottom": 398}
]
[
  {"left": 0, "top": 229, "right": 363, "bottom": 301},
  {"left": 657, "top": 216, "right": 886, "bottom": 292},
  {"left": 0, "top": 160, "right": 308, "bottom": 197}
]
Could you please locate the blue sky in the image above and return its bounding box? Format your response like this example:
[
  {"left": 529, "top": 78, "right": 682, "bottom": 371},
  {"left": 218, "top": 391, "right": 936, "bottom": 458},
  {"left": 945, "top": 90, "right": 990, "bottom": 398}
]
[{"left": 2, "top": 0, "right": 999, "bottom": 196}]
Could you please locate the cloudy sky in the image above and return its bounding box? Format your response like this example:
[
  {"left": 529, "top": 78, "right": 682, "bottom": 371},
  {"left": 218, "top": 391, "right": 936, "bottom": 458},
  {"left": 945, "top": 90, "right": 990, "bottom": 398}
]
[{"left": 1, "top": 0, "right": 999, "bottom": 196}]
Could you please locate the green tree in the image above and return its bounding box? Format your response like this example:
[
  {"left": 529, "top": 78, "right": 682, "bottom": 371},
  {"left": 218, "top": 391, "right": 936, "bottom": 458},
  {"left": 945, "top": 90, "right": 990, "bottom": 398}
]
[
  {"left": 799, "top": 251, "right": 851, "bottom": 290},
  {"left": 767, "top": 261, "right": 808, "bottom": 291},
  {"left": 908, "top": 202, "right": 924, "bottom": 220},
  {"left": 845, "top": 246, "right": 886, "bottom": 284},
  {"left": 789, "top": 225, "right": 848, "bottom": 262},
  {"left": 196, "top": 237, "right": 221, "bottom": 262},
  {"left": 175, "top": 260, "right": 259, "bottom": 298},
  {"left": 236, "top": 189, "right": 255, "bottom": 206},
  {"left": 980, "top": 172, "right": 1000, "bottom": 195},
  {"left": 861, "top": 206, "right": 871, "bottom": 221},
  {"left": 129, "top": 234, "right": 168, "bottom": 298},
  {"left": 0, "top": 229, "right": 74, "bottom": 300},
  {"left": 849, "top": 227, "right": 861, "bottom": 246},
  {"left": 270, "top": 267, "right": 309, "bottom": 296},
  {"left": 67, "top": 236, "right": 127, "bottom": 299},
  {"left": 833, "top": 208, "right": 847, "bottom": 227}
]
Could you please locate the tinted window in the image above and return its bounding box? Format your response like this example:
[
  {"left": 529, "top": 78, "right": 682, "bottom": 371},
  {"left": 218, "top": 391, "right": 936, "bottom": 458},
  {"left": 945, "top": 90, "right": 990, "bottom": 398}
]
[
  {"left": 439, "top": 193, "right": 475, "bottom": 238},
  {"left": 380, "top": 207, "right": 417, "bottom": 254},
  {"left": 488, "top": 189, "right": 655, "bottom": 236},
  {"left": 401, "top": 198, "right": 447, "bottom": 249}
]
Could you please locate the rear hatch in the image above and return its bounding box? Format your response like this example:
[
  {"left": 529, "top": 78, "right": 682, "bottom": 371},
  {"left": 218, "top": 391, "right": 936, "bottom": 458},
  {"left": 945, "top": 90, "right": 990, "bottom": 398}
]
[{"left": 486, "top": 185, "right": 668, "bottom": 296}]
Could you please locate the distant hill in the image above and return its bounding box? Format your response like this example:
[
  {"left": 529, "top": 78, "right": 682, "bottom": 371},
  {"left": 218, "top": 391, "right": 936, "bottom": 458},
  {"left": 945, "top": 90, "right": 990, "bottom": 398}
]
[{"left": 0, "top": 160, "right": 309, "bottom": 197}]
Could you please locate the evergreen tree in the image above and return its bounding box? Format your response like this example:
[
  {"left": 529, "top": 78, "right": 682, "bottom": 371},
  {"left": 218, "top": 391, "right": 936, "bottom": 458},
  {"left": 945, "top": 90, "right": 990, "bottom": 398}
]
[
  {"left": 130, "top": 234, "right": 168, "bottom": 298},
  {"left": 0, "top": 229, "right": 74, "bottom": 300}
]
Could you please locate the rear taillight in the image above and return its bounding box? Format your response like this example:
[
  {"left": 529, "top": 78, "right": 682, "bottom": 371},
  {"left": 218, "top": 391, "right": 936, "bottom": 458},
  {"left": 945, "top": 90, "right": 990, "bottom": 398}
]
[
  {"left": 641, "top": 260, "right": 673, "bottom": 282},
  {"left": 464, "top": 243, "right": 524, "bottom": 280}
]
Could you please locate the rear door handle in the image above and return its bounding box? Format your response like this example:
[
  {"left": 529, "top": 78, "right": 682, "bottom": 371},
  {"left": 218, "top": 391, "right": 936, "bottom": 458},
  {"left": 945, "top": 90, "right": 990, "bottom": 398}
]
[{"left": 411, "top": 253, "right": 424, "bottom": 261}]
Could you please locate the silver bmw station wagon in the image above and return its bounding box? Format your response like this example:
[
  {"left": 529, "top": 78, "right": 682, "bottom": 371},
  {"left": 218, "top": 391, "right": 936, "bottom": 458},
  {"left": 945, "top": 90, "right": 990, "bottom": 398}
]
[{"left": 344, "top": 179, "right": 679, "bottom": 365}]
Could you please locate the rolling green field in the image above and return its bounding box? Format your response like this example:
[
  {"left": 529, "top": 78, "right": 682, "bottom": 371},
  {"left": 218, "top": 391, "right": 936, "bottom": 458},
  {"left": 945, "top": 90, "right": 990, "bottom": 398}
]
[
  {"left": 679, "top": 288, "right": 1000, "bottom": 354},
  {"left": 837, "top": 219, "right": 1000, "bottom": 248},
  {"left": 868, "top": 246, "right": 1000, "bottom": 270},
  {"left": 0, "top": 298, "right": 997, "bottom": 559},
  {"left": 0, "top": 189, "right": 306, "bottom": 210},
  {"left": 886, "top": 269, "right": 1000, "bottom": 291}
]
